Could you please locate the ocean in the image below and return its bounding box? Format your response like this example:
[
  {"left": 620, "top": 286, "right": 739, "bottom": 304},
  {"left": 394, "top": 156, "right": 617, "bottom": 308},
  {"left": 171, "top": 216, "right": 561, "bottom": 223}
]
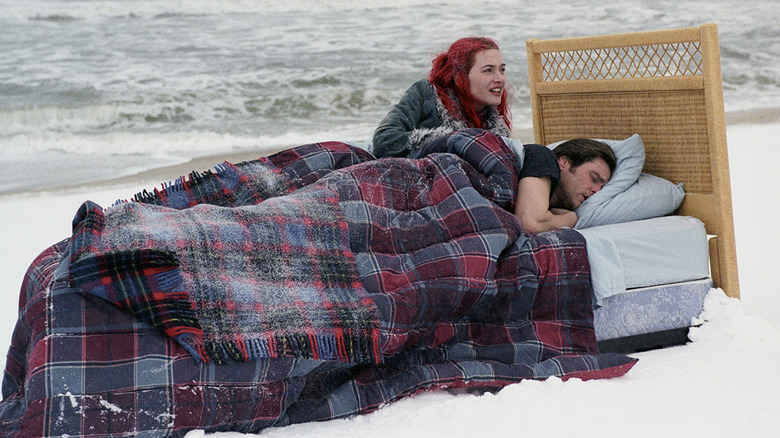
[{"left": 1, "top": 0, "right": 778, "bottom": 194}]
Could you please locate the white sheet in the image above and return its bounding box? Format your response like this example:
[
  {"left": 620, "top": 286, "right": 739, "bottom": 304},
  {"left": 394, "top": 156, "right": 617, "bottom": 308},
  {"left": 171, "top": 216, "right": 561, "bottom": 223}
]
[{"left": 579, "top": 216, "right": 710, "bottom": 305}]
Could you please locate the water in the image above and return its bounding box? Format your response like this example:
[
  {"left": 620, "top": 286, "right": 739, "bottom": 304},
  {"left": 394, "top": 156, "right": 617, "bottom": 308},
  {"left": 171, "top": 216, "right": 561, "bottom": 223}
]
[{"left": 1, "top": 0, "right": 779, "bottom": 193}]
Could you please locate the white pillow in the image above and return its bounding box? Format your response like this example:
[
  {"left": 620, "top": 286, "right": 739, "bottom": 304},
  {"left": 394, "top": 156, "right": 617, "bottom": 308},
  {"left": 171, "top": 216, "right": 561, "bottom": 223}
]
[
  {"left": 547, "top": 134, "right": 684, "bottom": 228},
  {"left": 575, "top": 173, "right": 685, "bottom": 228}
]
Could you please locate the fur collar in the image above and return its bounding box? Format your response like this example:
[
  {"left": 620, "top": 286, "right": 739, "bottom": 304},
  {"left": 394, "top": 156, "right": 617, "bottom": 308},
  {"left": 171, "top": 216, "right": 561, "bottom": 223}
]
[{"left": 407, "top": 87, "right": 510, "bottom": 156}]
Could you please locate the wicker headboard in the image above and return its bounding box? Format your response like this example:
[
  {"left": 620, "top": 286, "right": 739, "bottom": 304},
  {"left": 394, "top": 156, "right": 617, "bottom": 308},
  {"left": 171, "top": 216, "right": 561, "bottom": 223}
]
[{"left": 526, "top": 23, "right": 739, "bottom": 298}]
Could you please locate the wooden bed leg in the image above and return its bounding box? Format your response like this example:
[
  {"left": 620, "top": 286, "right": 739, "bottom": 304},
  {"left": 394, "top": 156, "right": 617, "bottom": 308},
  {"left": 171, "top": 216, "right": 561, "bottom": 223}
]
[{"left": 708, "top": 236, "right": 722, "bottom": 290}]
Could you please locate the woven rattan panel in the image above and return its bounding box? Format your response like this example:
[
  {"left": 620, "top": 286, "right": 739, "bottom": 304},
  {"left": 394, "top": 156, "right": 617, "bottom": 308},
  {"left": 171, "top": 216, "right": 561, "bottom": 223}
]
[
  {"left": 540, "top": 41, "right": 703, "bottom": 82},
  {"left": 539, "top": 89, "right": 713, "bottom": 194}
]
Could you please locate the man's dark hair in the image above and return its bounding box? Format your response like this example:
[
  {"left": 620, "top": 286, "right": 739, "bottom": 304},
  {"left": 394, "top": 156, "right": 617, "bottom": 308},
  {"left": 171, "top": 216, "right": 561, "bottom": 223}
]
[{"left": 553, "top": 138, "right": 617, "bottom": 172}]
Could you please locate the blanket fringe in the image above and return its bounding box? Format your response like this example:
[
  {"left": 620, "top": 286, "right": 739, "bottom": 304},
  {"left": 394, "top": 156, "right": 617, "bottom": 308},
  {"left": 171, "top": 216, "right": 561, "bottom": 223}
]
[
  {"left": 127, "top": 169, "right": 221, "bottom": 206},
  {"left": 112, "top": 161, "right": 233, "bottom": 207},
  {"left": 199, "top": 331, "right": 382, "bottom": 365}
]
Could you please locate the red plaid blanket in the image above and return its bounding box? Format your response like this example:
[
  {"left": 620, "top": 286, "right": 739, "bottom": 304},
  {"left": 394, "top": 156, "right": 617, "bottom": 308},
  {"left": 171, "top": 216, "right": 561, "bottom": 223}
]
[{"left": 0, "top": 129, "right": 636, "bottom": 437}]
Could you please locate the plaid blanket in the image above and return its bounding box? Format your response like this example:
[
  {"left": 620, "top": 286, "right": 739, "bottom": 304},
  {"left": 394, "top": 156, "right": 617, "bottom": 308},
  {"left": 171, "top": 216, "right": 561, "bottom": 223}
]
[
  {"left": 68, "top": 141, "right": 379, "bottom": 365},
  {"left": 0, "top": 129, "right": 637, "bottom": 437},
  {"left": 69, "top": 183, "right": 380, "bottom": 365}
]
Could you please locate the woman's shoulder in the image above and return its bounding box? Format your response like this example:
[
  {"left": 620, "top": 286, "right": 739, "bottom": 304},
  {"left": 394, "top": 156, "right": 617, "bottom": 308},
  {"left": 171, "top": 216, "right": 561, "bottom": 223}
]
[
  {"left": 404, "top": 79, "right": 435, "bottom": 96},
  {"left": 393, "top": 79, "right": 439, "bottom": 116}
]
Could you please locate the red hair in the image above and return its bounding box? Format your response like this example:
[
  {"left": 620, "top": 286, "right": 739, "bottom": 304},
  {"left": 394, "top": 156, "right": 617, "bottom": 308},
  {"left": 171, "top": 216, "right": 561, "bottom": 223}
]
[{"left": 428, "top": 37, "right": 512, "bottom": 130}]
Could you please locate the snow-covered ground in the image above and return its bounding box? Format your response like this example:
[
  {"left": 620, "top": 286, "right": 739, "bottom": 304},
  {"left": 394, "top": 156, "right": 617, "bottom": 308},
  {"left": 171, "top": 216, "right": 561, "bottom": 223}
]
[{"left": 2, "top": 122, "right": 779, "bottom": 437}]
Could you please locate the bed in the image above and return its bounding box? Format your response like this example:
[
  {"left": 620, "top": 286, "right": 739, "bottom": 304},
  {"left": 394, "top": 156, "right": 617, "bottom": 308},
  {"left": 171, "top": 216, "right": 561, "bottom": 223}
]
[
  {"left": 526, "top": 22, "right": 739, "bottom": 352},
  {"left": 0, "top": 24, "right": 737, "bottom": 437}
]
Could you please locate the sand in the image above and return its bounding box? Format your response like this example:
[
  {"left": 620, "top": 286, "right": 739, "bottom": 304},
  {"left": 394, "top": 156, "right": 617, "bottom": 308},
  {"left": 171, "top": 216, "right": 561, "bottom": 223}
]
[{"left": 4, "top": 107, "right": 775, "bottom": 201}]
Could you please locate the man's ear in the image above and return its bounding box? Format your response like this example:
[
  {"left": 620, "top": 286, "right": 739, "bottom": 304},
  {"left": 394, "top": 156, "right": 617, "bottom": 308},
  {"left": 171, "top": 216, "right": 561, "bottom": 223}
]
[{"left": 557, "top": 155, "right": 571, "bottom": 170}]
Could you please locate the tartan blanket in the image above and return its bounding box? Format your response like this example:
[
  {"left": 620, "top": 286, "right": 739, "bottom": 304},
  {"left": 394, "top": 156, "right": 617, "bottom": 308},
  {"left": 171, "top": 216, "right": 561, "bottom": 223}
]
[
  {"left": 68, "top": 180, "right": 380, "bottom": 365},
  {"left": 0, "top": 129, "right": 637, "bottom": 437}
]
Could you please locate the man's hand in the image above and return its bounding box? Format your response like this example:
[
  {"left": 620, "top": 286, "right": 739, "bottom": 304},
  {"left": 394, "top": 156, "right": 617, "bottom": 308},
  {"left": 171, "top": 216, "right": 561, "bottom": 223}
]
[{"left": 550, "top": 208, "right": 577, "bottom": 228}]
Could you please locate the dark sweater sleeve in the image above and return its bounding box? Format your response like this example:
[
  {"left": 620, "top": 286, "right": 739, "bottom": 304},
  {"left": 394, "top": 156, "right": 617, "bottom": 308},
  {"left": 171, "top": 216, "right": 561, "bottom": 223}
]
[{"left": 520, "top": 144, "right": 560, "bottom": 195}]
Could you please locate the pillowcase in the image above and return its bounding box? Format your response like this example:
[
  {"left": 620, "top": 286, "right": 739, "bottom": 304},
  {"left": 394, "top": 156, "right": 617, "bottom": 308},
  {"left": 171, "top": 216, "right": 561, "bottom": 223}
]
[
  {"left": 547, "top": 134, "right": 684, "bottom": 228},
  {"left": 575, "top": 173, "right": 685, "bottom": 228}
]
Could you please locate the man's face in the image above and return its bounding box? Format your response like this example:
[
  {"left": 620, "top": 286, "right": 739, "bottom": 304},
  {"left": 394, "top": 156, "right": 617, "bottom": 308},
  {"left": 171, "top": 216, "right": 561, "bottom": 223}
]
[{"left": 553, "top": 157, "right": 611, "bottom": 210}]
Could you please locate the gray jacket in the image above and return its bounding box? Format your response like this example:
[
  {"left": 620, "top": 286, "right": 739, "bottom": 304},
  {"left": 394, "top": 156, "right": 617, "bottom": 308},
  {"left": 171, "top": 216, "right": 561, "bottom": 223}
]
[{"left": 372, "top": 79, "right": 510, "bottom": 158}]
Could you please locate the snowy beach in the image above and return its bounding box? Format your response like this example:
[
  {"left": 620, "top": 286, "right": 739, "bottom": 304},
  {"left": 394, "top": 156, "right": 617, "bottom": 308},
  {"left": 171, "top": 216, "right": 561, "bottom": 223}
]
[
  {"left": 1, "top": 115, "right": 779, "bottom": 438},
  {"left": 3, "top": 0, "right": 780, "bottom": 436}
]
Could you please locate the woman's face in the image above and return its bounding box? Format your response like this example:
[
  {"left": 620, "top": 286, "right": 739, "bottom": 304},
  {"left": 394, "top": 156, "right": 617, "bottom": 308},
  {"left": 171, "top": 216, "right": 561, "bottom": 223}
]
[{"left": 467, "top": 49, "right": 506, "bottom": 110}]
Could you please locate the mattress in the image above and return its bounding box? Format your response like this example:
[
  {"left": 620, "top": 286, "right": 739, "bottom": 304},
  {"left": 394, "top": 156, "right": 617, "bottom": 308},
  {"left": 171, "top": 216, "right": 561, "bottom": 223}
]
[
  {"left": 594, "top": 277, "right": 713, "bottom": 341},
  {"left": 578, "top": 216, "right": 710, "bottom": 305}
]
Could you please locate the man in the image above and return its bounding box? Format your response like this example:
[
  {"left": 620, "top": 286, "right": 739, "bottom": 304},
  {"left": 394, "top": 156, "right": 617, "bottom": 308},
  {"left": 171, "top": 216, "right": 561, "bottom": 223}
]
[{"left": 514, "top": 139, "right": 616, "bottom": 234}]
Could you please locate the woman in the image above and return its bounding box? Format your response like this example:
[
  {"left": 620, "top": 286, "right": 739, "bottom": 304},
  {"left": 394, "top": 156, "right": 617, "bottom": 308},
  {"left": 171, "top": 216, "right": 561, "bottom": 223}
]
[{"left": 372, "top": 37, "right": 513, "bottom": 158}]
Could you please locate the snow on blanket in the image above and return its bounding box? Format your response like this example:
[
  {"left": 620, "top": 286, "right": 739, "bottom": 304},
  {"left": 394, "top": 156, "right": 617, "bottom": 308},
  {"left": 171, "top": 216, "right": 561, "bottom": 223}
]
[{"left": 0, "top": 129, "right": 636, "bottom": 437}]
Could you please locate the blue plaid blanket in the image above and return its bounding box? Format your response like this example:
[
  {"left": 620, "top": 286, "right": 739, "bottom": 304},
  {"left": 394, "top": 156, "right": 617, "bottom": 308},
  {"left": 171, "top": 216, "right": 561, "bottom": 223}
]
[
  {"left": 69, "top": 179, "right": 380, "bottom": 365},
  {"left": 0, "top": 129, "right": 636, "bottom": 437}
]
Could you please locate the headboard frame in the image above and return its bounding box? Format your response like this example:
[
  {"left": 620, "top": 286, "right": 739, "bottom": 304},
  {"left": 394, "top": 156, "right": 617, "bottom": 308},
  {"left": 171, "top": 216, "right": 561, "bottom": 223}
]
[{"left": 526, "top": 23, "right": 739, "bottom": 298}]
